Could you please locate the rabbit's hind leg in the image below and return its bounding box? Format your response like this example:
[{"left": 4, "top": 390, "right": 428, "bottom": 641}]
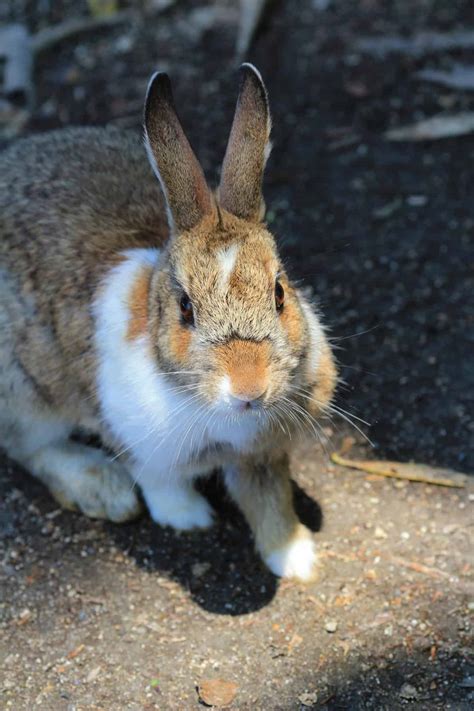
[
  {"left": 1, "top": 410, "right": 141, "bottom": 523},
  {"left": 24, "top": 439, "right": 142, "bottom": 522}
]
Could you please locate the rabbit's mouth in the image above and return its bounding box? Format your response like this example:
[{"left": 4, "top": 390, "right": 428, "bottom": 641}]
[{"left": 229, "top": 397, "right": 264, "bottom": 413}]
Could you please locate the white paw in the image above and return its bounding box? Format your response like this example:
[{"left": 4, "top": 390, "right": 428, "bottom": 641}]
[
  {"left": 144, "top": 487, "right": 214, "bottom": 531},
  {"left": 61, "top": 459, "right": 142, "bottom": 523},
  {"left": 83, "top": 461, "right": 142, "bottom": 523},
  {"left": 265, "top": 535, "right": 318, "bottom": 581},
  {"left": 29, "top": 443, "right": 142, "bottom": 523}
]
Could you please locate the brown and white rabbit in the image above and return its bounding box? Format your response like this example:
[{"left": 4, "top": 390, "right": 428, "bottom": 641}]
[{"left": 0, "top": 64, "right": 336, "bottom": 580}]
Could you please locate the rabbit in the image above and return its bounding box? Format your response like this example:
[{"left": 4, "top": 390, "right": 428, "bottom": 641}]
[{"left": 0, "top": 64, "right": 337, "bottom": 581}]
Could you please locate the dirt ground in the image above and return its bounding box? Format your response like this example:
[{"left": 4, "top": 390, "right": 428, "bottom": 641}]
[{"left": 0, "top": 1, "right": 473, "bottom": 709}]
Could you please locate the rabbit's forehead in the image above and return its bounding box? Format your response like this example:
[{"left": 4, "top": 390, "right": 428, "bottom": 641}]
[
  {"left": 215, "top": 239, "right": 278, "bottom": 287},
  {"left": 175, "top": 233, "right": 280, "bottom": 295}
]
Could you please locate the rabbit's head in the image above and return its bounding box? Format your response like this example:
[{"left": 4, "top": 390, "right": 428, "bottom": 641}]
[{"left": 141, "top": 64, "right": 336, "bottom": 427}]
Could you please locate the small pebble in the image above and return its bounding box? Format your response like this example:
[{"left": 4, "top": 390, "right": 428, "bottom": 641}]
[
  {"left": 400, "top": 682, "right": 418, "bottom": 700},
  {"left": 324, "top": 620, "right": 338, "bottom": 633},
  {"left": 298, "top": 690, "right": 318, "bottom": 706},
  {"left": 406, "top": 195, "right": 428, "bottom": 207}
]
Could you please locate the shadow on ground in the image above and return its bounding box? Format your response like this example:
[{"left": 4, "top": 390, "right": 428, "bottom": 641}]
[{"left": 1, "top": 458, "right": 322, "bottom": 616}]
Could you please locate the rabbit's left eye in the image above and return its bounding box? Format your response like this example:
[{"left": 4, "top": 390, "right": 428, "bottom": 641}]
[
  {"left": 180, "top": 293, "right": 194, "bottom": 325},
  {"left": 275, "top": 281, "right": 285, "bottom": 312}
]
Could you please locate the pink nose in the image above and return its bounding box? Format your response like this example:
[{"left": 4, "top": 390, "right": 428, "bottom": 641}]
[{"left": 230, "top": 385, "right": 267, "bottom": 403}]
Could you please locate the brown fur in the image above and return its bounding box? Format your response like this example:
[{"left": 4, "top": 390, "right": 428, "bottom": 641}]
[
  {"left": 126, "top": 265, "right": 154, "bottom": 341},
  {"left": 309, "top": 341, "right": 338, "bottom": 415},
  {"left": 279, "top": 288, "right": 305, "bottom": 350},
  {"left": 0, "top": 65, "right": 338, "bottom": 578},
  {"left": 219, "top": 65, "right": 271, "bottom": 221},
  {"left": 0, "top": 127, "right": 168, "bottom": 418},
  {"left": 145, "top": 73, "right": 214, "bottom": 232},
  {"left": 225, "top": 450, "right": 316, "bottom": 580},
  {"left": 169, "top": 321, "right": 192, "bottom": 364},
  {"left": 214, "top": 339, "right": 271, "bottom": 400}
]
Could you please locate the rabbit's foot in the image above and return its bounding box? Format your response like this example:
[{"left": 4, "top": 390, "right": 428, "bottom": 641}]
[
  {"left": 143, "top": 484, "right": 214, "bottom": 531},
  {"left": 26, "top": 442, "right": 142, "bottom": 523},
  {"left": 265, "top": 526, "right": 318, "bottom": 582}
]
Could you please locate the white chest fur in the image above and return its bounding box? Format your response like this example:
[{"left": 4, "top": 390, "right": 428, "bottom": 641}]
[{"left": 93, "top": 249, "right": 261, "bottom": 484}]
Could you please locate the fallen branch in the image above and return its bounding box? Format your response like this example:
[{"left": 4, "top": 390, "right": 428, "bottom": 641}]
[
  {"left": 32, "top": 11, "right": 134, "bottom": 55},
  {"left": 417, "top": 64, "right": 474, "bottom": 92},
  {"left": 385, "top": 113, "right": 474, "bottom": 141},
  {"left": 236, "top": 0, "right": 271, "bottom": 59},
  {"left": 355, "top": 30, "right": 474, "bottom": 58},
  {"left": 0, "top": 12, "right": 135, "bottom": 119},
  {"left": 331, "top": 453, "right": 467, "bottom": 488},
  {"left": 0, "top": 24, "right": 33, "bottom": 104}
]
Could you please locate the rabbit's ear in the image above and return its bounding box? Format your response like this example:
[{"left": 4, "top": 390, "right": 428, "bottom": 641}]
[
  {"left": 218, "top": 64, "right": 271, "bottom": 222},
  {"left": 144, "top": 72, "right": 214, "bottom": 232}
]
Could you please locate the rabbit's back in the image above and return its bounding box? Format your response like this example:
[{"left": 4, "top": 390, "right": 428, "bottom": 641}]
[
  {"left": 0, "top": 127, "right": 169, "bottom": 419},
  {"left": 0, "top": 126, "right": 168, "bottom": 272}
]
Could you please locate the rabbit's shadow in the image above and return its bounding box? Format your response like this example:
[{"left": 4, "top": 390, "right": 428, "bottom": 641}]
[
  {"left": 3, "top": 462, "right": 322, "bottom": 616},
  {"left": 108, "top": 473, "right": 323, "bottom": 615}
]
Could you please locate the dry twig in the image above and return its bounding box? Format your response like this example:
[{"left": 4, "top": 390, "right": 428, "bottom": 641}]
[
  {"left": 417, "top": 64, "right": 474, "bottom": 92},
  {"left": 355, "top": 30, "right": 474, "bottom": 58},
  {"left": 385, "top": 113, "right": 474, "bottom": 141},
  {"left": 390, "top": 556, "right": 453, "bottom": 580},
  {"left": 236, "top": 0, "right": 271, "bottom": 59},
  {"left": 331, "top": 453, "right": 467, "bottom": 488},
  {"left": 32, "top": 11, "right": 134, "bottom": 55},
  {"left": 0, "top": 24, "right": 33, "bottom": 104}
]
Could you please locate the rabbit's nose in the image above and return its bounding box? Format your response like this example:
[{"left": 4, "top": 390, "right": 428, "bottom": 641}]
[
  {"left": 230, "top": 383, "right": 267, "bottom": 405},
  {"left": 214, "top": 338, "right": 271, "bottom": 407}
]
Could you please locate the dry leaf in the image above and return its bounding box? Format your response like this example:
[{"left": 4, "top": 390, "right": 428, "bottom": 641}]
[
  {"left": 16, "top": 608, "right": 32, "bottom": 626},
  {"left": 198, "top": 679, "right": 238, "bottom": 707},
  {"left": 355, "top": 30, "right": 474, "bottom": 58},
  {"left": 287, "top": 632, "right": 303, "bottom": 654},
  {"left": 331, "top": 453, "right": 467, "bottom": 488},
  {"left": 385, "top": 113, "right": 474, "bottom": 141},
  {"left": 67, "top": 643, "right": 85, "bottom": 660},
  {"left": 299, "top": 690, "right": 318, "bottom": 706},
  {"left": 417, "top": 64, "right": 474, "bottom": 91}
]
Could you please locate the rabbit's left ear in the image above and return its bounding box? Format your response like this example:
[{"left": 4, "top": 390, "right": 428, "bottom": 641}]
[
  {"left": 144, "top": 72, "right": 214, "bottom": 233},
  {"left": 218, "top": 64, "right": 271, "bottom": 222}
]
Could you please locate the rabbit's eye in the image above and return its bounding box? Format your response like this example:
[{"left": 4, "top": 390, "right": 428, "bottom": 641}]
[
  {"left": 275, "top": 281, "right": 285, "bottom": 312},
  {"left": 180, "top": 293, "right": 194, "bottom": 325}
]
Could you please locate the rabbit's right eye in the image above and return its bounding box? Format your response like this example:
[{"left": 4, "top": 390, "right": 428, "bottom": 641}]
[
  {"left": 275, "top": 280, "right": 285, "bottom": 312},
  {"left": 180, "top": 293, "right": 194, "bottom": 325}
]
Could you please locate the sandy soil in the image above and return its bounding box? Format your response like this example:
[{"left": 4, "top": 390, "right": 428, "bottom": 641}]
[{"left": 1, "top": 436, "right": 473, "bottom": 710}]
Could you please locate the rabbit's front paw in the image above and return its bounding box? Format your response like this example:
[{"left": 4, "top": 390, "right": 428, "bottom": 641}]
[
  {"left": 265, "top": 528, "right": 318, "bottom": 582},
  {"left": 144, "top": 486, "right": 214, "bottom": 531}
]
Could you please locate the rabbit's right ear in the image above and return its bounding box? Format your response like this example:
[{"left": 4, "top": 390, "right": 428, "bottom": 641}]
[
  {"left": 218, "top": 64, "right": 271, "bottom": 222},
  {"left": 144, "top": 72, "right": 214, "bottom": 233}
]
